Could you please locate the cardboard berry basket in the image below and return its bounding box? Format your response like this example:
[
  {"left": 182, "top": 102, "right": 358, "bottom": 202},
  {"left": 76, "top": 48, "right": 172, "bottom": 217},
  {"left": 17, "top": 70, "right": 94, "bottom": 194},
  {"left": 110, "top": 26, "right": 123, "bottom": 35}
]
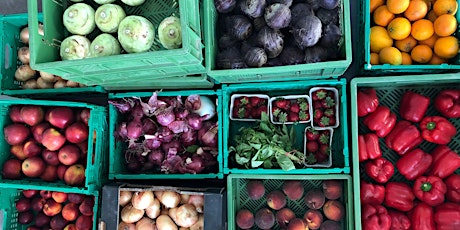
[
  {"left": 351, "top": 73, "right": 460, "bottom": 230},
  {"left": 0, "top": 97, "right": 108, "bottom": 193}
]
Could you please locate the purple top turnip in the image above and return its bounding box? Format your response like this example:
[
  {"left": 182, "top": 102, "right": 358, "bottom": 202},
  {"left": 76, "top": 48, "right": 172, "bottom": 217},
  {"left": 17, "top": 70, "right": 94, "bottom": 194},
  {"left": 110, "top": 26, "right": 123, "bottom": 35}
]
[{"left": 264, "top": 3, "right": 291, "bottom": 30}]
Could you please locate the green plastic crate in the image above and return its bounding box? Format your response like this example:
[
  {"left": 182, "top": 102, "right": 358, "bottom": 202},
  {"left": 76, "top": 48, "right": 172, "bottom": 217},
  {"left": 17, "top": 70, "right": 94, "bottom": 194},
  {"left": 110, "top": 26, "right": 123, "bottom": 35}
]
[
  {"left": 101, "top": 74, "right": 214, "bottom": 91},
  {"left": 0, "top": 97, "right": 108, "bottom": 193},
  {"left": 360, "top": 0, "right": 460, "bottom": 73},
  {"left": 108, "top": 90, "right": 224, "bottom": 180},
  {"left": 227, "top": 174, "right": 354, "bottom": 230},
  {"left": 0, "top": 13, "right": 106, "bottom": 95},
  {"left": 0, "top": 187, "right": 99, "bottom": 230},
  {"left": 26, "top": 0, "right": 206, "bottom": 86},
  {"left": 203, "top": 0, "right": 352, "bottom": 83},
  {"left": 222, "top": 79, "right": 350, "bottom": 174},
  {"left": 350, "top": 74, "right": 460, "bottom": 230}
]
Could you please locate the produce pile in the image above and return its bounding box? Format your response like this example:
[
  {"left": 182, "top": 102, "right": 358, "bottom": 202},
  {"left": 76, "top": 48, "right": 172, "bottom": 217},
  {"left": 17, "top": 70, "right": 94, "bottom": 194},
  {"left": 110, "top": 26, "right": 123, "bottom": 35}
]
[
  {"left": 15, "top": 26, "right": 85, "bottom": 89},
  {"left": 109, "top": 92, "right": 219, "bottom": 174},
  {"left": 235, "top": 179, "right": 346, "bottom": 229},
  {"left": 229, "top": 86, "right": 340, "bottom": 170},
  {"left": 14, "top": 189, "right": 95, "bottom": 230},
  {"left": 118, "top": 189, "right": 204, "bottom": 229},
  {"left": 2, "top": 105, "right": 91, "bottom": 187},
  {"left": 60, "top": 0, "right": 182, "bottom": 60},
  {"left": 357, "top": 88, "right": 460, "bottom": 229},
  {"left": 369, "top": 0, "right": 459, "bottom": 65},
  {"left": 213, "top": 0, "right": 343, "bottom": 69}
]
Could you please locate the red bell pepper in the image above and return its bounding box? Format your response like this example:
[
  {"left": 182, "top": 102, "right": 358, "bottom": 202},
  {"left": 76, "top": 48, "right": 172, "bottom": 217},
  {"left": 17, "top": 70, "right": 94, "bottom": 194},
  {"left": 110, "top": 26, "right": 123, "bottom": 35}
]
[
  {"left": 385, "top": 182, "right": 415, "bottom": 212},
  {"left": 399, "top": 91, "right": 430, "bottom": 123},
  {"left": 428, "top": 145, "right": 460, "bottom": 179},
  {"left": 420, "top": 116, "right": 457, "bottom": 145},
  {"left": 413, "top": 175, "right": 447, "bottom": 206},
  {"left": 388, "top": 210, "right": 411, "bottom": 230},
  {"left": 359, "top": 133, "right": 382, "bottom": 162},
  {"left": 434, "top": 89, "right": 460, "bottom": 118},
  {"left": 363, "top": 106, "right": 397, "bottom": 138},
  {"left": 445, "top": 174, "right": 460, "bottom": 203},
  {"left": 411, "top": 203, "right": 436, "bottom": 230},
  {"left": 384, "top": 120, "right": 423, "bottom": 156},
  {"left": 434, "top": 203, "right": 460, "bottom": 230},
  {"left": 360, "top": 180, "right": 386, "bottom": 205},
  {"left": 365, "top": 157, "right": 394, "bottom": 184},
  {"left": 358, "top": 88, "right": 379, "bottom": 117},
  {"left": 362, "top": 204, "right": 392, "bottom": 230},
  {"left": 395, "top": 148, "right": 432, "bottom": 180}
]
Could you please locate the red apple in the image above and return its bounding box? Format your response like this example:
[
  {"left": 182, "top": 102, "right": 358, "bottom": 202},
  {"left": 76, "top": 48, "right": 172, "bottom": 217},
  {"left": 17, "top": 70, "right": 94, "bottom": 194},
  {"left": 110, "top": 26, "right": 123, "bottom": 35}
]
[
  {"left": 22, "top": 156, "right": 46, "bottom": 178},
  {"left": 10, "top": 105, "right": 24, "bottom": 123},
  {"left": 43, "top": 199, "right": 62, "bottom": 216},
  {"left": 80, "top": 109, "right": 90, "bottom": 126},
  {"left": 42, "top": 150, "right": 60, "bottom": 166},
  {"left": 22, "top": 189, "right": 38, "bottom": 198},
  {"left": 57, "top": 164, "right": 68, "bottom": 180},
  {"left": 35, "top": 211, "right": 51, "bottom": 227},
  {"left": 31, "top": 197, "right": 46, "bottom": 212},
  {"left": 4, "top": 123, "right": 30, "bottom": 145},
  {"left": 63, "top": 164, "right": 86, "bottom": 186},
  {"left": 50, "top": 214, "right": 69, "bottom": 230},
  {"left": 10, "top": 144, "right": 27, "bottom": 160},
  {"left": 23, "top": 138, "right": 43, "bottom": 157},
  {"left": 67, "top": 193, "right": 85, "bottom": 204},
  {"left": 42, "top": 128, "right": 66, "bottom": 151},
  {"left": 15, "top": 197, "right": 32, "bottom": 212},
  {"left": 40, "top": 190, "right": 53, "bottom": 199},
  {"left": 40, "top": 165, "right": 58, "bottom": 182},
  {"left": 31, "top": 122, "right": 51, "bottom": 143},
  {"left": 79, "top": 197, "right": 94, "bottom": 216},
  {"left": 26, "top": 226, "right": 41, "bottom": 230},
  {"left": 75, "top": 215, "right": 93, "bottom": 230},
  {"left": 52, "top": 192, "right": 68, "bottom": 203},
  {"left": 62, "top": 203, "right": 79, "bottom": 221},
  {"left": 18, "top": 210, "right": 34, "bottom": 224},
  {"left": 20, "top": 106, "right": 45, "bottom": 126},
  {"left": 47, "top": 107, "right": 75, "bottom": 129},
  {"left": 2, "top": 158, "right": 22, "bottom": 179},
  {"left": 65, "top": 122, "right": 88, "bottom": 144},
  {"left": 58, "top": 145, "right": 81, "bottom": 166}
]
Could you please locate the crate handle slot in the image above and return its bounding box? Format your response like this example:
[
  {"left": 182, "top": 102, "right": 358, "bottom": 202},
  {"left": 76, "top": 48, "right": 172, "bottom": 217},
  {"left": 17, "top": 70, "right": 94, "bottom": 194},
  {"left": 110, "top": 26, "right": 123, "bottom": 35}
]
[{"left": 3, "top": 43, "right": 13, "bottom": 70}]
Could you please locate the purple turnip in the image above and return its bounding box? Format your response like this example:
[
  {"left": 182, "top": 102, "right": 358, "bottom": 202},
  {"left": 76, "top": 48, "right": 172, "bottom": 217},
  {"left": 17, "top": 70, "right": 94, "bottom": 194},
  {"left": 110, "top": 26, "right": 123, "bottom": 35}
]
[
  {"left": 257, "top": 26, "right": 284, "bottom": 58},
  {"left": 218, "top": 34, "right": 239, "bottom": 50},
  {"left": 319, "top": 23, "right": 342, "bottom": 47},
  {"left": 304, "top": 46, "right": 330, "bottom": 63},
  {"left": 240, "top": 0, "right": 266, "bottom": 18},
  {"left": 290, "top": 3, "right": 314, "bottom": 26},
  {"left": 216, "top": 47, "right": 247, "bottom": 69},
  {"left": 319, "top": 0, "right": 339, "bottom": 10},
  {"left": 264, "top": 3, "right": 291, "bottom": 29},
  {"left": 316, "top": 8, "right": 339, "bottom": 26},
  {"left": 244, "top": 47, "right": 267, "bottom": 67},
  {"left": 279, "top": 45, "right": 305, "bottom": 65},
  {"left": 227, "top": 15, "right": 253, "bottom": 40},
  {"left": 214, "top": 0, "right": 237, "bottom": 13},
  {"left": 292, "top": 15, "right": 322, "bottom": 49},
  {"left": 267, "top": 0, "right": 292, "bottom": 7}
]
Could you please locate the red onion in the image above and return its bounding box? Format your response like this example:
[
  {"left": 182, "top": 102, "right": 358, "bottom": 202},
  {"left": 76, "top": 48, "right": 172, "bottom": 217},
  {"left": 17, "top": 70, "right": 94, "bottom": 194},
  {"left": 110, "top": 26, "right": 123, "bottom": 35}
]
[
  {"left": 185, "top": 95, "right": 216, "bottom": 120},
  {"left": 185, "top": 95, "right": 201, "bottom": 111},
  {"left": 162, "top": 140, "right": 182, "bottom": 153},
  {"left": 167, "top": 120, "right": 189, "bottom": 134},
  {"left": 198, "top": 122, "right": 218, "bottom": 148},
  {"left": 142, "top": 118, "right": 157, "bottom": 135},
  {"left": 174, "top": 107, "right": 189, "bottom": 120},
  {"left": 130, "top": 102, "right": 145, "bottom": 122},
  {"left": 115, "top": 122, "right": 128, "bottom": 140},
  {"left": 199, "top": 150, "right": 218, "bottom": 169},
  {"left": 180, "top": 129, "right": 197, "bottom": 147},
  {"left": 148, "top": 150, "right": 164, "bottom": 166},
  {"left": 155, "top": 106, "right": 175, "bottom": 126},
  {"left": 147, "top": 91, "right": 167, "bottom": 109},
  {"left": 185, "top": 155, "right": 205, "bottom": 174},
  {"left": 126, "top": 158, "right": 142, "bottom": 172},
  {"left": 144, "top": 138, "right": 161, "bottom": 150},
  {"left": 162, "top": 95, "right": 182, "bottom": 108},
  {"left": 127, "top": 120, "right": 142, "bottom": 140},
  {"left": 187, "top": 113, "right": 207, "bottom": 130},
  {"left": 157, "top": 127, "right": 174, "bottom": 142},
  {"left": 109, "top": 99, "right": 134, "bottom": 114}
]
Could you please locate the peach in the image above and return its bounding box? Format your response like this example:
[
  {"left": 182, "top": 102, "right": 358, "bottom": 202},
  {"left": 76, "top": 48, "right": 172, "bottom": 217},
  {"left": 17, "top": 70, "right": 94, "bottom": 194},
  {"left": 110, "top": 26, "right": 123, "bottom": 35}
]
[
  {"left": 236, "top": 209, "right": 254, "bottom": 229},
  {"left": 62, "top": 203, "right": 79, "bottom": 221},
  {"left": 323, "top": 200, "right": 345, "bottom": 221},
  {"left": 266, "top": 190, "right": 287, "bottom": 210},
  {"left": 304, "top": 189, "right": 325, "bottom": 210},
  {"left": 288, "top": 218, "right": 308, "bottom": 230},
  {"left": 322, "top": 180, "right": 342, "bottom": 200},
  {"left": 79, "top": 197, "right": 94, "bottom": 216},
  {"left": 52, "top": 192, "right": 68, "bottom": 203},
  {"left": 43, "top": 199, "right": 62, "bottom": 217},
  {"left": 283, "top": 180, "right": 304, "bottom": 201},
  {"left": 320, "top": 220, "right": 341, "bottom": 230},
  {"left": 255, "top": 208, "right": 275, "bottom": 229},
  {"left": 246, "top": 180, "right": 265, "bottom": 200},
  {"left": 304, "top": 209, "right": 323, "bottom": 230},
  {"left": 276, "top": 208, "right": 296, "bottom": 228},
  {"left": 75, "top": 215, "right": 93, "bottom": 230}
]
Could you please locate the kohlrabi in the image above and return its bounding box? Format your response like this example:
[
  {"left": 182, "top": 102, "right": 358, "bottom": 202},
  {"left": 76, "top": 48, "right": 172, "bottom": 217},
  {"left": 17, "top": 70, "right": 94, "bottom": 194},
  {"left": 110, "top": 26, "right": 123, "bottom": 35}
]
[
  {"left": 121, "top": 0, "right": 146, "bottom": 6},
  {"left": 158, "top": 16, "right": 182, "bottom": 50},
  {"left": 94, "top": 0, "right": 117, "bottom": 4},
  {"left": 95, "top": 4, "right": 126, "bottom": 33},
  {"left": 63, "top": 3, "right": 96, "bottom": 35},
  {"left": 90, "top": 33, "right": 121, "bottom": 57},
  {"left": 117, "top": 16, "right": 155, "bottom": 53},
  {"left": 60, "top": 35, "right": 91, "bottom": 60}
]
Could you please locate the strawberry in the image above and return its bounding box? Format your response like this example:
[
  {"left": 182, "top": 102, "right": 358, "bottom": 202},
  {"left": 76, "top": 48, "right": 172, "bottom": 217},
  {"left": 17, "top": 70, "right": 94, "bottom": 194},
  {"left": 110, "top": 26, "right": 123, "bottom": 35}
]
[
  {"left": 290, "top": 103, "right": 300, "bottom": 113},
  {"left": 306, "top": 153, "right": 317, "bottom": 165},
  {"left": 312, "top": 89, "right": 327, "bottom": 101},
  {"left": 315, "top": 151, "right": 329, "bottom": 163},
  {"left": 314, "top": 109, "right": 323, "bottom": 120},
  {"left": 306, "top": 141, "right": 319, "bottom": 153},
  {"left": 299, "top": 111, "right": 310, "bottom": 121},
  {"left": 239, "top": 96, "right": 249, "bottom": 105},
  {"left": 249, "top": 97, "right": 262, "bottom": 107},
  {"left": 324, "top": 108, "right": 334, "bottom": 117},
  {"left": 319, "top": 144, "right": 330, "bottom": 155},
  {"left": 318, "top": 117, "right": 331, "bottom": 127},
  {"left": 288, "top": 112, "right": 299, "bottom": 122},
  {"left": 253, "top": 105, "right": 267, "bottom": 119},
  {"left": 328, "top": 117, "right": 336, "bottom": 126},
  {"left": 272, "top": 107, "right": 281, "bottom": 117},
  {"left": 313, "top": 100, "right": 322, "bottom": 109},
  {"left": 277, "top": 112, "right": 288, "bottom": 123},
  {"left": 233, "top": 99, "right": 242, "bottom": 109},
  {"left": 305, "top": 129, "right": 319, "bottom": 141},
  {"left": 274, "top": 99, "right": 290, "bottom": 110},
  {"left": 250, "top": 108, "right": 259, "bottom": 119},
  {"left": 319, "top": 132, "right": 330, "bottom": 145},
  {"left": 232, "top": 106, "right": 239, "bottom": 118},
  {"left": 322, "top": 96, "right": 335, "bottom": 109}
]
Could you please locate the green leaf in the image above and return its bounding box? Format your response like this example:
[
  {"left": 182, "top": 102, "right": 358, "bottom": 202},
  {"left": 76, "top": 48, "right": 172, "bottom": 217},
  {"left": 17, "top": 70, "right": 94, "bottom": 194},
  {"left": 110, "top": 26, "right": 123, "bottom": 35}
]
[
  {"left": 289, "top": 126, "right": 296, "bottom": 145},
  {"left": 260, "top": 122, "right": 273, "bottom": 135},
  {"left": 276, "top": 154, "right": 296, "bottom": 171},
  {"left": 235, "top": 154, "right": 250, "bottom": 165},
  {"left": 249, "top": 143, "right": 262, "bottom": 150},
  {"left": 185, "top": 145, "right": 200, "bottom": 153},
  {"left": 306, "top": 153, "right": 317, "bottom": 164},
  {"left": 278, "top": 112, "right": 288, "bottom": 123},
  {"left": 263, "top": 160, "right": 273, "bottom": 168},
  {"left": 251, "top": 150, "right": 264, "bottom": 168}
]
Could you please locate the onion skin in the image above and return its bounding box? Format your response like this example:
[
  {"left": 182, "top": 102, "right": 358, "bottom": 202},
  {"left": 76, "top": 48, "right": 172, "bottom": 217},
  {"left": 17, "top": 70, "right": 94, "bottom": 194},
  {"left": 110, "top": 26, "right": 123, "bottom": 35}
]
[
  {"left": 121, "top": 204, "right": 145, "bottom": 224},
  {"left": 54, "top": 80, "right": 67, "bottom": 88},
  {"left": 145, "top": 198, "right": 161, "bottom": 219},
  {"left": 160, "top": 191, "right": 181, "bottom": 208},
  {"left": 118, "top": 221, "right": 136, "bottom": 230},
  {"left": 168, "top": 207, "right": 178, "bottom": 223},
  {"left": 156, "top": 215, "right": 177, "bottom": 230},
  {"left": 180, "top": 194, "right": 190, "bottom": 204},
  {"left": 36, "top": 77, "right": 54, "bottom": 89},
  {"left": 131, "top": 191, "right": 154, "bottom": 210},
  {"left": 18, "top": 47, "right": 30, "bottom": 64},
  {"left": 189, "top": 214, "right": 204, "bottom": 230},
  {"left": 135, "top": 217, "right": 156, "bottom": 230},
  {"left": 20, "top": 27, "right": 30, "bottom": 44},
  {"left": 119, "top": 191, "right": 133, "bottom": 207},
  {"left": 15, "top": 65, "right": 36, "bottom": 82},
  {"left": 39, "top": 72, "right": 56, "bottom": 83},
  {"left": 187, "top": 195, "right": 204, "bottom": 213},
  {"left": 22, "top": 79, "right": 38, "bottom": 89},
  {"left": 175, "top": 204, "right": 199, "bottom": 228}
]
